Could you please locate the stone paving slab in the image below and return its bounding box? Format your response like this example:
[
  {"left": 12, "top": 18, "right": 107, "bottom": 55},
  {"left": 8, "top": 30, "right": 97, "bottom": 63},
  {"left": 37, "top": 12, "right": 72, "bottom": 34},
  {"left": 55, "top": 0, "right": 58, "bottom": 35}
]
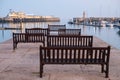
[{"left": 0, "top": 37, "right": 120, "bottom": 80}]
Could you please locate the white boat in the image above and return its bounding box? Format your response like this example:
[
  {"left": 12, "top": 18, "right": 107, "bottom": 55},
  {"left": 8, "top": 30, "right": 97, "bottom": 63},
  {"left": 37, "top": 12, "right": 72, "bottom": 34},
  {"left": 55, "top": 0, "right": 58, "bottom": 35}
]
[
  {"left": 106, "top": 23, "right": 114, "bottom": 27},
  {"left": 100, "top": 21, "right": 107, "bottom": 27}
]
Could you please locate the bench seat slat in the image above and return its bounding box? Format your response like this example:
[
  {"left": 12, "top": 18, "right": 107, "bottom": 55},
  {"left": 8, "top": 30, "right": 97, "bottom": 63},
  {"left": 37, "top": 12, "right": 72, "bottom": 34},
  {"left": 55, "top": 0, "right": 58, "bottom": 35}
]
[{"left": 44, "top": 59, "right": 105, "bottom": 64}]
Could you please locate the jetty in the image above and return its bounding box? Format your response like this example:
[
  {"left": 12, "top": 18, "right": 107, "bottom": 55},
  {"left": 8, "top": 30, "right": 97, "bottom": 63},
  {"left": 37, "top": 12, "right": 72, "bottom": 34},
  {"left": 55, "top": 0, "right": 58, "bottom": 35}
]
[{"left": 0, "top": 37, "right": 120, "bottom": 80}]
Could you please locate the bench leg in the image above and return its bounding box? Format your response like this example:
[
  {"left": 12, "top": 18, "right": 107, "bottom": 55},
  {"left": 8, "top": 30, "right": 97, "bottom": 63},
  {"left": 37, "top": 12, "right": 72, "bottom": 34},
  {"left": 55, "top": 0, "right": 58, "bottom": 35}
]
[
  {"left": 40, "top": 64, "right": 43, "bottom": 78},
  {"left": 101, "top": 64, "right": 109, "bottom": 78},
  {"left": 105, "top": 64, "right": 109, "bottom": 78},
  {"left": 101, "top": 64, "right": 104, "bottom": 73},
  {"left": 13, "top": 43, "right": 17, "bottom": 50}
]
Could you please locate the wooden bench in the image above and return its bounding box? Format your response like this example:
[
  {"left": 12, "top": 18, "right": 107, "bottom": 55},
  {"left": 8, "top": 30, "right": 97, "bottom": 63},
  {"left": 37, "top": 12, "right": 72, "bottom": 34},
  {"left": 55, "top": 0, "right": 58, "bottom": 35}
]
[
  {"left": 48, "top": 24, "right": 66, "bottom": 35},
  {"left": 25, "top": 28, "right": 49, "bottom": 36},
  {"left": 39, "top": 46, "right": 111, "bottom": 78},
  {"left": 47, "top": 35, "right": 93, "bottom": 47},
  {"left": 13, "top": 33, "right": 45, "bottom": 50},
  {"left": 48, "top": 24, "right": 66, "bottom": 31},
  {"left": 58, "top": 29, "right": 81, "bottom": 35}
]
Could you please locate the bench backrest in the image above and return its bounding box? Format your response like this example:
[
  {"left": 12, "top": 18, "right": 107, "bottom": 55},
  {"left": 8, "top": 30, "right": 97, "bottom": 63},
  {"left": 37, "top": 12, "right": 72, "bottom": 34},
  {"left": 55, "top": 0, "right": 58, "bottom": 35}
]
[
  {"left": 48, "top": 24, "right": 66, "bottom": 31},
  {"left": 13, "top": 33, "right": 45, "bottom": 42},
  {"left": 58, "top": 29, "right": 81, "bottom": 35},
  {"left": 25, "top": 28, "right": 49, "bottom": 36},
  {"left": 40, "top": 46, "right": 110, "bottom": 64},
  {"left": 47, "top": 35, "right": 93, "bottom": 47}
]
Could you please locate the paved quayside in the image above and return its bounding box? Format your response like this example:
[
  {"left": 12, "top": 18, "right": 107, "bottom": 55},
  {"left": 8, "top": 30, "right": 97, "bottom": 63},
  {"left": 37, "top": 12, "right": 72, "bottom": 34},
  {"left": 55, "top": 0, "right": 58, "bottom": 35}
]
[{"left": 0, "top": 37, "right": 120, "bottom": 80}]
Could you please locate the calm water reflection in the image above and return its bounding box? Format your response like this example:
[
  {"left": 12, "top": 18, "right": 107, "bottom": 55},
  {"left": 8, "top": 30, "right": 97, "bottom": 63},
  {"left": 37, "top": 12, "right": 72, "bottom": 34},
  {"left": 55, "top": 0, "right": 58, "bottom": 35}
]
[{"left": 0, "top": 22, "right": 120, "bottom": 49}]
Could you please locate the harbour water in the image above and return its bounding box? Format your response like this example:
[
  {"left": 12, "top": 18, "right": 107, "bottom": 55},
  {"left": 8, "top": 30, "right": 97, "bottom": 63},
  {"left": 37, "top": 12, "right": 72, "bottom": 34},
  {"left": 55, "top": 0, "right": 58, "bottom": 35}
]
[{"left": 0, "top": 20, "right": 120, "bottom": 49}]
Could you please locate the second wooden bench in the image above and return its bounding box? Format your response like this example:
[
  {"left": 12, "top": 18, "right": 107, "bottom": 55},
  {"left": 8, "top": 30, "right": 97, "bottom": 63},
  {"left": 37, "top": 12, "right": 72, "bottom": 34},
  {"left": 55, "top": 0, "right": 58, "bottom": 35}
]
[{"left": 47, "top": 35, "right": 93, "bottom": 47}]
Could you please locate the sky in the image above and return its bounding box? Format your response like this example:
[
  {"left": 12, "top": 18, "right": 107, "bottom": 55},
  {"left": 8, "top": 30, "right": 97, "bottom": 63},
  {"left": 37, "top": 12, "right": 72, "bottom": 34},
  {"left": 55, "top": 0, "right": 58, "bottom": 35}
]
[{"left": 0, "top": 0, "right": 120, "bottom": 19}]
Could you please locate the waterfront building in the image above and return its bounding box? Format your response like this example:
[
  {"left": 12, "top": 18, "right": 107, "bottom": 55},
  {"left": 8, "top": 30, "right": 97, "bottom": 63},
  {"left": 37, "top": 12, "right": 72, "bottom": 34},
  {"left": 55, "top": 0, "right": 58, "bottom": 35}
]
[{"left": 0, "top": 11, "right": 60, "bottom": 23}]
